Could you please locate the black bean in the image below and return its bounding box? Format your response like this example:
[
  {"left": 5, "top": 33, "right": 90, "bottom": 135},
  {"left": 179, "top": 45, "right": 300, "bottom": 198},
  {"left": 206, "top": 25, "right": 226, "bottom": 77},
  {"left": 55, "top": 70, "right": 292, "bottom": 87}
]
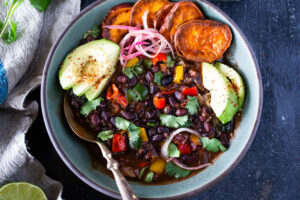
[
  {"left": 145, "top": 71, "right": 154, "bottom": 82},
  {"left": 128, "top": 76, "right": 137, "bottom": 87},
  {"left": 204, "top": 121, "right": 211, "bottom": 132},
  {"left": 163, "top": 105, "right": 173, "bottom": 115},
  {"left": 168, "top": 96, "right": 178, "bottom": 107},
  {"left": 174, "top": 91, "right": 184, "bottom": 101},
  {"left": 154, "top": 92, "right": 163, "bottom": 98},
  {"left": 157, "top": 127, "right": 169, "bottom": 134},
  {"left": 110, "top": 117, "right": 116, "bottom": 126},
  {"left": 148, "top": 128, "right": 157, "bottom": 136},
  {"left": 176, "top": 108, "right": 187, "bottom": 116},
  {"left": 150, "top": 83, "right": 159, "bottom": 94},
  {"left": 201, "top": 132, "right": 210, "bottom": 137},
  {"left": 161, "top": 75, "right": 173, "bottom": 86},
  {"left": 179, "top": 85, "right": 188, "bottom": 91},
  {"left": 202, "top": 106, "right": 211, "bottom": 116},
  {"left": 135, "top": 102, "right": 144, "bottom": 113},
  {"left": 152, "top": 65, "right": 160, "bottom": 73},
  {"left": 145, "top": 108, "right": 158, "bottom": 119},
  {"left": 121, "top": 110, "right": 136, "bottom": 120},
  {"left": 90, "top": 114, "right": 100, "bottom": 127},
  {"left": 152, "top": 134, "right": 164, "bottom": 142},
  {"left": 139, "top": 79, "right": 148, "bottom": 86},
  {"left": 117, "top": 75, "right": 128, "bottom": 84},
  {"left": 99, "top": 99, "right": 108, "bottom": 108},
  {"left": 101, "top": 111, "right": 110, "bottom": 121}
]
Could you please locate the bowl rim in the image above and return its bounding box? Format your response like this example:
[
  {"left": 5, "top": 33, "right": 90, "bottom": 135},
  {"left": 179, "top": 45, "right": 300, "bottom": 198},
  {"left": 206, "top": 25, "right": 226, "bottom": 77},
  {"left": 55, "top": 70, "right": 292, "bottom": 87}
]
[{"left": 41, "top": 0, "right": 263, "bottom": 199}]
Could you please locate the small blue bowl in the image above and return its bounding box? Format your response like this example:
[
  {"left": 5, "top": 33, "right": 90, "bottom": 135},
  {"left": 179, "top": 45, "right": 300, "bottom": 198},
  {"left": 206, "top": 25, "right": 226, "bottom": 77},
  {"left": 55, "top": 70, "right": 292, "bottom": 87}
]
[{"left": 41, "top": 0, "right": 263, "bottom": 199}]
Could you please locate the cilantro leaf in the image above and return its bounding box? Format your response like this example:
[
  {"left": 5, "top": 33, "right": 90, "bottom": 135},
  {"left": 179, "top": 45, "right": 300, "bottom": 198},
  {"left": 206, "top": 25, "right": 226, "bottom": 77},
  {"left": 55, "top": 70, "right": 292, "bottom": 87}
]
[
  {"left": 168, "top": 143, "right": 180, "bottom": 158},
  {"left": 200, "top": 137, "right": 227, "bottom": 152},
  {"left": 144, "top": 171, "right": 154, "bottom": 183},
  {"left": 80, "top": 97, "right": 103, "bottom": 116},
  {"left": 142, "top": 59, "right": 152, "bottom": 69},
  {"left": 166, "top": 55, "right": 175, "bottom": 68},
  {"left": 97, "top": 130, "right": 113, "bottom": 141},
  {"left": 83, "top": 25, "right": 100, "bottom": 39},
  {"left": 115, "top": 117, "right": 142, "bottom": 149},
  {"left": 122, "top": 64, "right": 144, "bottom": 79},
  {"left": 128, "top": 123, "right": 142, "bottom": 149},
  {"left": 154, "top": 71, "right": 163, "bottom": 85},
  {"left": 165, "top": 162, "right": 191, "bottom": 178},
  {"left": 115, "top": 117, "right": 130, "bottom": 130},
  {"left": 159, "top": 114, "right": 189, "bottom": 128},
  {"left": 138, "top": 167, "right": 148, "bottom": 179},
  {"left": 30, "top": 0, "right": 51, "bottom": 12},
  {"left": 127, "top": 83, "right": 149, "bottom": 103},
  {"left": 185, "top": 96, "right": 200, "bottom": 115}
]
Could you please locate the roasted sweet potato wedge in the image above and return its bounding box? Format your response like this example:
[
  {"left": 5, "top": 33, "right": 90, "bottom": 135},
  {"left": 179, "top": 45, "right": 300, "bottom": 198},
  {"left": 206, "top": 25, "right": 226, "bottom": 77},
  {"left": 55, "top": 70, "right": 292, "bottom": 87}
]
[
  {"left": 102, "top": 3, "right": 133, "bottom": 44},
  {"left": 174, "top": 20, "right": 232, "bottom": 63},
  {"left": 131, "top": 0, "right": 170, "bottom": 28},
  {"left": 153, "top": 3, "right": 174, "bottom": 30},
  {"left": 159, "top": 1, "right": 204, "bottom": 43}
]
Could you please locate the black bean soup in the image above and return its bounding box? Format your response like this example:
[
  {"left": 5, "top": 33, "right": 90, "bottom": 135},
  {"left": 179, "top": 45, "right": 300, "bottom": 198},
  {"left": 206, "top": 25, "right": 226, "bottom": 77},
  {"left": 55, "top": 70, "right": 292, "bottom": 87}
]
[{"left": 67, "top": 35, "right": 239, "bottom": 183}]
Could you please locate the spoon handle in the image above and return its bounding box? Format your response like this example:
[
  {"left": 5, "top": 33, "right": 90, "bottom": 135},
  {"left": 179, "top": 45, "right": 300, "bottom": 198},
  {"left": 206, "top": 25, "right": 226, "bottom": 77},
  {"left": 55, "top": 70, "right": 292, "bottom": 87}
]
[{"left": 96, "top": 142, "right": 139, "bottom": 200}]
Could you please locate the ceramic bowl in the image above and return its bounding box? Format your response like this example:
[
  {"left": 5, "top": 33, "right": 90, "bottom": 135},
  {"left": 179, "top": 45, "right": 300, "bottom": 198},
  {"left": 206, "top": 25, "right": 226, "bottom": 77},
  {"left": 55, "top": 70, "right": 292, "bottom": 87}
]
[{"left": 41, "top": 0, "right": 263, "bottom": 199}]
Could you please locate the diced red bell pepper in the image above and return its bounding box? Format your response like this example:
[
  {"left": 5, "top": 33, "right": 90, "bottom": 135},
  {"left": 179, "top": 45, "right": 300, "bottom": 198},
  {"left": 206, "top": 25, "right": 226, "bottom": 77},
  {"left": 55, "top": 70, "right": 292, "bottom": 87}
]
[
  {"left": 153, "top": 97, "right": 165, "bottom": 109},
  {"left": 106, "top": 84, "right": 119, "bottom": 100},
  {"left": 152, "top": 53, "right": 167, "bottom": 65},
  {"left": 112, "top": 134, "right": 127, "bottom": 153},
  {"left": 182, "top": 86, "right": 198, "bottom": 96},
  {"left": 115, "top": 94, "right": 128, "bottom": 108},
  {"left": 139, "top": 162, "right": 149, "bottom": 168},
  {"left": 178, "top": 143, "right": 192, "bottom": 155}
]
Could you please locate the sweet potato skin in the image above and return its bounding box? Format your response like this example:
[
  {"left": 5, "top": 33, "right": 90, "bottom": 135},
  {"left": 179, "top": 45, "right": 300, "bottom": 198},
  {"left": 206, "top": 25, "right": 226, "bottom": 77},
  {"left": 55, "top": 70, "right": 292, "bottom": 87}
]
[
  {"left": 159, "top": 1, "right": 204, "bottom": 43},
  {"left": 153, "top": 3, "right": 174, "bottom": 30},
  {"left": 102, "top": 3, "right": 133, "bottom": 44},
  {"left": 174, "top": 20, "right": 232, "bottom": 63},
  {"left": 130, "top": 0, "right": 170, "bottom": 28}
]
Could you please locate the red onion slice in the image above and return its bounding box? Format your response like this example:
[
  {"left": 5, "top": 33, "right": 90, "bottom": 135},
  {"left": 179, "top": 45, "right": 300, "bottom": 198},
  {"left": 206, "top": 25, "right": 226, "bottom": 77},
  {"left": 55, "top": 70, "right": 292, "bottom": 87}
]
[{"left": 172, "top": 159, "right": 210, "bottom": 171}]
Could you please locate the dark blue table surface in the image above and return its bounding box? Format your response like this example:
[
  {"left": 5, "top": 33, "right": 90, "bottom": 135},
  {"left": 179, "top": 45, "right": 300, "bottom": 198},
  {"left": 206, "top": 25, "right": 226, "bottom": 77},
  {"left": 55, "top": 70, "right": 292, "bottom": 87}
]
[{"left": 27, "top": 0, "right": 300, "bottom": 199}]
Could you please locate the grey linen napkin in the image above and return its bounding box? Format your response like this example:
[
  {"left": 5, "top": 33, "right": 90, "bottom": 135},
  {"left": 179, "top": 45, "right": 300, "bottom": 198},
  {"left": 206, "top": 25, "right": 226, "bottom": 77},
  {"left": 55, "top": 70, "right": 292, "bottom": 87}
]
[{"left": 0, "top": 0, "right": 80, "bottom": 199}]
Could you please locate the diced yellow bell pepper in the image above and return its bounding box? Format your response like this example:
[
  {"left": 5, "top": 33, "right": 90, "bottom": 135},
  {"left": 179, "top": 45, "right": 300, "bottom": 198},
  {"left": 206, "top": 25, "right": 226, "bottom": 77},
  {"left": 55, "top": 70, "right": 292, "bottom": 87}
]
[
  {"left": 150, "top": 157, "right": 166, "bottom": 174},
  {"left": 139, "top": 128, "right": 148, "bottom": 142},
  {"left": 125, "top": 57, "right": 139, "bottom": 68},
  {"left": 173, "top": 65, "right": 184, "bottom": 84},
  {"left": 190, "top": 134, "right": 201, "bottom": 145}
]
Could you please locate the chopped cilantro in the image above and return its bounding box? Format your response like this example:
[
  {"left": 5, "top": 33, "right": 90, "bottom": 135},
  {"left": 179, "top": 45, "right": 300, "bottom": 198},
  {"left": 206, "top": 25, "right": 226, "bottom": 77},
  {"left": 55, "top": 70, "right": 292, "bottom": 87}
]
[
  {"left": 127, "top": 83, "right": 149, "bottom": 103},
  {"left": 97, "top": 130, "right": 113, "bottom": 141},
  {"left": 142, "top": 59, "right": 152, "bottom": 69},
  {"left": 154, "top": 71, "right": 163, "bottom": 85},
  {"left": 138, "top": 167, "right": 148, "bottom": 179},
  {"left": 80, "top": 97, "right": 103, "bottom": 116},
  {"left": 165, "top": 162, "right": 191, "bottom": 178},
  {"left": 166, "top": 55, "right": 175, "bottom": 68},
  {"left": 122, "top": 64, "right": 144, "bottom": 79},
  {"left": 159, "top": 114, "right": 189, "bottom": 128},
  {"left": 83, "top": 25, "right": 100, "bottom": 39},
  {"left": 168, "top": 143, "right": 180, "bottom": 158},
  {"left": 144, "top": 171, "right": 154, "bottom": 183},
  {"left": 185, "top": 96, "right": 200, "bottom": 115},
  {"left": 200, "top": 137, "right": 227, "bottom": 152}
]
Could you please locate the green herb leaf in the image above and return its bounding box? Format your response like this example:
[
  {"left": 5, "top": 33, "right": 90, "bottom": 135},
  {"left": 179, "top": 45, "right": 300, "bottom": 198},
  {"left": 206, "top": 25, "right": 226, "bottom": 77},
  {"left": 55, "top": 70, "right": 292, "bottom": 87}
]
[
  {"left": 122, "top": 64, "right": 144, "bottom": 79},
  {"left": 166, "top": 55, "right": 175, "bottom": 68},
  {"left": 142, "top": 59, "right": 152, "bottom": 69},
  {"left": 146, "top": 121, "right": 156, "bottom": 127},
  {"left": 185, "top": 96, "right": 200, "bottom": 115},
  {"left": 128, "top": 123, "right": 142, "bottom": 149},
  {"left": 3, "top": 20, "right": 17, "bottom": 44},
  {"left": 127, "top": 83, "right": 149, "bottom": 103},
  {"left": 30, "top": 0, "right": 51, "bottom": 12},
  {"left": 115, "top": 117, "right": 130, "bottom": 130},
  {"left": 138, "top": 166, "right": 148, "bottom": 179},
  {"left": 200, "top": 137, "right": 227, "bottom": 152},
  {"left": 159, "top": 114, "right": 189, "bottom": 128},
  {"left": 80, "top": 97, "right": 103, "bottom": 116},
  {"left": 168, "top": 143, "right": 180, "bottom": 158},
  {"left": 154, "top": 71, "right": 163, "bottom": 85},
  {"left": 144, "top": 171, "right": 154, "bottom": 183},
  {"left": 165, "top": 162, "right": 191, "bottom": 178},
  {"left": 97, "top": 130, "right": 113, "bottom": 141},
  {"left": 83, "top": 25, "right": 100, "bottom": 39}
]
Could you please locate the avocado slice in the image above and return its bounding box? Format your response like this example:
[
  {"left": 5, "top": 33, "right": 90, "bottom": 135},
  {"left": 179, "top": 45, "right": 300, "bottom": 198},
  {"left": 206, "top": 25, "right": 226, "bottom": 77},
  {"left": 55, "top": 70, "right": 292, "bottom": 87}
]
[
  {"left": 59, "top": 39, "right": 120, "bottom": 99},
  {"left": 201, "top": 62, "right": 239, "bottom": 124},
  {"left": 215, "top": 63, "right": 245, "bottom": 110}
]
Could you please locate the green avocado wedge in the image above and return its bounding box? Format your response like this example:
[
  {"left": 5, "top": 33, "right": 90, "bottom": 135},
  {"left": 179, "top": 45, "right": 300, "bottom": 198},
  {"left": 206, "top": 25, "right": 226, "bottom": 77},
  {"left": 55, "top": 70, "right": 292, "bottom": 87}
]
[
  {"left": 215, "top": 63, "right": 245, "bottom": 110},
  {"left": 201, "top": 62, "right": 239, "bottom": 124},
  {"left": 58, "top": 39, "right": 120, "bottom": 100}
]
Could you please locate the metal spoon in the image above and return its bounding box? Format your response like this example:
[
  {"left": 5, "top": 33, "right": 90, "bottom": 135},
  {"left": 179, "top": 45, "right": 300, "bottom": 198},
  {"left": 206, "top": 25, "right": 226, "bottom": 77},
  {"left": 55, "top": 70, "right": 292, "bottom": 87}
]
[{"left": 63, "top": 94, "right": 138, "bottom": 200}]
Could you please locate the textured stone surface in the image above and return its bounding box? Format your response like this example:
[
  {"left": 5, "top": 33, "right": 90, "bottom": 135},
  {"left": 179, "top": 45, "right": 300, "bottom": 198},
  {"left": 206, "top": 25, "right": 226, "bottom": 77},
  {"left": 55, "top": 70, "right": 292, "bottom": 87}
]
[{"left": 27, "top": 0, "right": 300, "bottom": 199}]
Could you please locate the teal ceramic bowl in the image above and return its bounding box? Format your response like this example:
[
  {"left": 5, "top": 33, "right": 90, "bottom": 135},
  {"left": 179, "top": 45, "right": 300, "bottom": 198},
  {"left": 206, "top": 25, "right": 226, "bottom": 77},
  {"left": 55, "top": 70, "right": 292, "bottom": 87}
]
[{"left": 41, "top": 0, "right": 263, "bottom": 199}]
